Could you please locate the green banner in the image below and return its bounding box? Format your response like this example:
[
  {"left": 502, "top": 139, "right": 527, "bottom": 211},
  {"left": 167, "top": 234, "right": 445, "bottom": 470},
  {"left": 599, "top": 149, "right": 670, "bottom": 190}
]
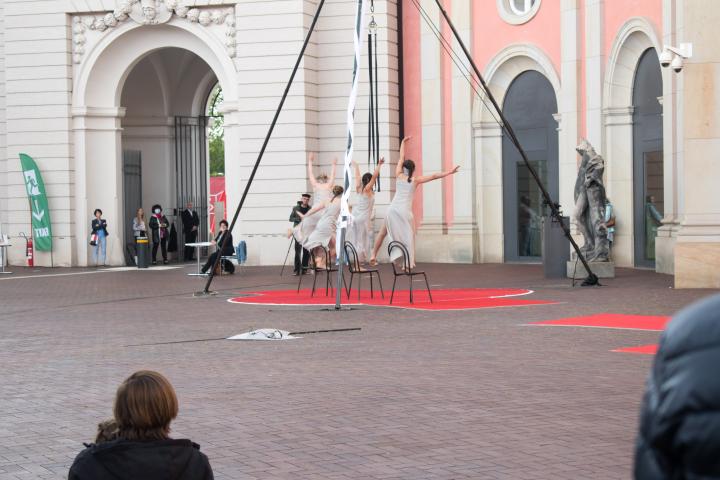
[{"left": 19, "top": 153, "right": 53, "bottom": 251}]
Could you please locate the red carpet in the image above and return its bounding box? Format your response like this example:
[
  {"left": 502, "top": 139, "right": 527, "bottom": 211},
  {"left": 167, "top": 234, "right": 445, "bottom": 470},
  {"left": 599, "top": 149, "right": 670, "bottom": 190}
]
[
  {"left": 228, "top": 288, "right": 555, "bottom": 311},
  {"left": 528, "top": 313, "right": 670, "bottom": 331},
  {"left": 612, "top": 344, "right": 659, "bottom": 355}
]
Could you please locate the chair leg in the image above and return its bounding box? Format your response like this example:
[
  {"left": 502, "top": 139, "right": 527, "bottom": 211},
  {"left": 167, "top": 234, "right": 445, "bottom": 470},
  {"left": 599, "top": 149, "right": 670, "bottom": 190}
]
[
  {"left": 409, "top": 275, "right": 414, "bottom": 304},
  {"left": 390, "top": 276, "right": 397, "bottom": 304},
  {"left": 346, "top": 273, "right": 354, "bottom": 299},
  {"left": 422, "top": 273, "right": 433, "bottom": 303},
  {"left": 325, "top": 269, "right": 330, "bottom": 296},
  {"left": 376, "top": 271, "right": 385, "bottom": 299},
  {"left": 311, "top": 269, "right": 318, "bottom": 297},
  {"left": 369, "top": 273, "right": 374, "bottom": 299},
  {"left": 297, "top": 269, "right": 303, "bottom": 292}
]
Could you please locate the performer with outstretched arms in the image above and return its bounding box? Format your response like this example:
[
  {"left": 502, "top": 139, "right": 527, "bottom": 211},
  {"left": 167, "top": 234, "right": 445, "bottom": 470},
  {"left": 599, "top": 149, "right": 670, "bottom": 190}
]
[
  {"left": 368, "top": 136, "right": 460, "bottom": 268},
  {"left": 293, "top": 153, "right": 337, "bottom": 245},
  {"left": 298, "top": 185, "right": 344, "bottom": 269},
  {"left": 347, "top": 157, "right": 384, "bottom": 263}
]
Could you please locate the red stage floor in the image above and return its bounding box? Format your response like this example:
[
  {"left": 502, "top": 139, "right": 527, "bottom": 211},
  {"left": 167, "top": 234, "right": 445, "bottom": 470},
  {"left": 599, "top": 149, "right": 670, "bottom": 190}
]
[
  {"left": 228, "top": 288, "right": 556, "bottom": 311},
  {"left": 528, "top": 313, "right": 670, "bottom": 331},
  {"left": 612, "top": 344, "right": 659, "bottom": 355}
]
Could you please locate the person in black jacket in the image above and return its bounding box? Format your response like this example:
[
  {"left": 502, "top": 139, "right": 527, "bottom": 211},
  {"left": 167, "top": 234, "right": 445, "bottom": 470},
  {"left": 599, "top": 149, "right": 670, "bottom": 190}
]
[
  {"left": 68, "top": 370, "right": 214, "bottom": 480},
  {"left": 181, "top": 202, "right": 200, "bottom": 261},
  {"left": 289, "top": 194, "right": 311, "bottom": 275},
  {"left": 90, "top": 209, "right": 108, "bottom": 267},
  {"left": 200, "top": 219, "right": 234, "bottom": 274},
  {"left": 149, "top": 204, "right": 170, "bottom": 265},
  {"left": 634, "top": 293, "right": 720, "bottom": 480}
]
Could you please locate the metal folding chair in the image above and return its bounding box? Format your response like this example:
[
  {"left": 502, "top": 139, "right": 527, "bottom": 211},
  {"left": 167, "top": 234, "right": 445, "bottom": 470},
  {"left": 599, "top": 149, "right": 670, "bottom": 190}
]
[
  {"left": 343, "top": 241, "right": 384, "bottom": 300},
  {"left": 388, "top": 241, "right": 432, "bottom": 304}
]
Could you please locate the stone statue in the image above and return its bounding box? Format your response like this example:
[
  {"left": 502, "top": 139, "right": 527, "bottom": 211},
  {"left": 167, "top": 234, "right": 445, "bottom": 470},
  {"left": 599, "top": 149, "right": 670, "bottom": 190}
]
[{"left": 573, "top": 139, "right": 609, "bottom": 262}]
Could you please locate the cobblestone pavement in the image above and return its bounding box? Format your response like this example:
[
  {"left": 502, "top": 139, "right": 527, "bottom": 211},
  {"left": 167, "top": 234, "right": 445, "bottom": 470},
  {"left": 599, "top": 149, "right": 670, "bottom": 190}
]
[{"left": 0, "top": 263, "right": 717, "bottom": 479}]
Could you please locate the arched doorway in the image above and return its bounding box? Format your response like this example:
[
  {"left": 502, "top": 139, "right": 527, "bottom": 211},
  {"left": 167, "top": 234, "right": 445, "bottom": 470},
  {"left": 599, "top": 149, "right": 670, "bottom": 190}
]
[
  {"left": 72, "top": 23, "right": 237, "bottom": 266},
  {"left": 632, "top": 48, "right": 663, "bottom": 268},
  {"left": 120, "top": 47, "right": 218, "bottom": 263},
  {"left": 502, "top": 70, "right": 559, "bottom": 262}
]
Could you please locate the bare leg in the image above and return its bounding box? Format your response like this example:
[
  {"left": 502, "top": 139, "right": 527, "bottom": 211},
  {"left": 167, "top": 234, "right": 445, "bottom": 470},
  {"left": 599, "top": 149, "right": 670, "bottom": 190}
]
[{"left": 369, "top": 223, "right": 388, "bottom": 265}]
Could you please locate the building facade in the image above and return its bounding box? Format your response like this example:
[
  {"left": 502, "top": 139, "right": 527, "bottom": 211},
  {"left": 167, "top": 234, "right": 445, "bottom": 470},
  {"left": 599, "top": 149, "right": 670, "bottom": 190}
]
[{"left": 0, "top": 0, "right": 718, "bottom": 288}]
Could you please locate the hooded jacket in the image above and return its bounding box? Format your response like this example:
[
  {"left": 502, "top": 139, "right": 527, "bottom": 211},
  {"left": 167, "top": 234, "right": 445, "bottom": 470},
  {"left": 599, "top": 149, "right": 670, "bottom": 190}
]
[
  {"left": 68, "top": 438, "right": 213, "bottom": 480},
  {"left": 634, "top": 294, "right": 720, "bottom": 479}
]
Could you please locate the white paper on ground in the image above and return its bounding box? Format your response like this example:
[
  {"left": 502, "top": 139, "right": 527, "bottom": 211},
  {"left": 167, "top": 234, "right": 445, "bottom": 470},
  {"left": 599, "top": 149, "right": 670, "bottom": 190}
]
[{"left": 227, "top": 329, "right": 299, "bottom": 341}]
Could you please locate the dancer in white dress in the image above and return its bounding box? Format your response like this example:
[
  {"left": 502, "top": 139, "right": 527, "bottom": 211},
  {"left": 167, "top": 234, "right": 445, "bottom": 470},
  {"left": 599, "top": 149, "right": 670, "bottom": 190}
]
[
  {"left": 292, "top": 153, "right": 337, "bottom": 244},
  {"left": 299, "top": 185, "right": 344, "bottom": 268},
  {"left": 369, "top": 136, "right": 460, "bottom": 268},
  {"left": 347, "top": 158, "right": 384, "bottom": 262}
]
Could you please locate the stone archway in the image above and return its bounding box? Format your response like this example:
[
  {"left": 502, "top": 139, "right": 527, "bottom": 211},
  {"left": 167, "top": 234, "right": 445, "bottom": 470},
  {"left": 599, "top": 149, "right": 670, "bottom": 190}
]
[
  {"left": 471, "top": 44, "right": 560, "bottom": 263},
  {"left": 72, "top": 21, "right": 238, "bottom": 266},
  {"left": 602, "top": 17, "right": 661, "bottom": 268}
]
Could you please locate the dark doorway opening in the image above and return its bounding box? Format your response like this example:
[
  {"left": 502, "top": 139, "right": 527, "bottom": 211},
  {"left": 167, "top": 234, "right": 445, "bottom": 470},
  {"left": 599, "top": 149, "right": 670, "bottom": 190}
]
[{"left": 502, "top": 70, "right": 559, "bottom": 262}]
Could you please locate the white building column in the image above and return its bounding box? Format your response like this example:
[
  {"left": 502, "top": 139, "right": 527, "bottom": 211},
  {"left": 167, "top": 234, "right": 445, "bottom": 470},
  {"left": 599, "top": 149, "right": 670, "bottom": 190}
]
[
  {"left": 72, "top": 107, "right": 126, "bottom": 267},
  {"left": 603, "top": 106, "right": 635, "bottom": 267},
  {"left": 472, "top": 121, "right": 504, "bottom": 263},
  {"left": 559, "top": 0, "right": 581, "bottom": 233},
  {"left": 585, "top": 0, "right": 605, "bottom": 148},
  {"left": 674, "top": 0, "right": 720, "bottom": 288}
]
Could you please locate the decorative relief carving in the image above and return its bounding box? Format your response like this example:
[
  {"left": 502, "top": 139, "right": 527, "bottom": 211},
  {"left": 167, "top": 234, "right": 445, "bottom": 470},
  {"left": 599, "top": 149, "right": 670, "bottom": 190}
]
[{"left": 72, "top": 0, "right": 236, "bottom": 64}]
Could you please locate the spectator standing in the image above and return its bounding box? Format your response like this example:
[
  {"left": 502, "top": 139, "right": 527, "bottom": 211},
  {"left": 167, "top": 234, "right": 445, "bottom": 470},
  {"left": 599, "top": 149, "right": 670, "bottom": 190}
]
[
  {"left": 132, "top": 208, "right": 146, "bottom": 238},
  {"left": 149, "top": 204, "right": 170, "bottom": 265},
  {"left": 68, "top": 370, "right": 214, "bottom": 480},
  {"left": 289, "top": 194, "right": 311, "bottom": 275},
  {"left": 91, "top": 209, "right": 108, "bottom": 267},
  {"left": 181, "top": 202, "right": 200, "bottom": 261}
]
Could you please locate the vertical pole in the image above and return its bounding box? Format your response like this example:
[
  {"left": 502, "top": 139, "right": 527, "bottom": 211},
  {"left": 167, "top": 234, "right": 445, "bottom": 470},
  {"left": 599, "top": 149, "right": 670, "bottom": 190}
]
[{"left": 335, "top": 0, "right": 368, "bottom": 309}]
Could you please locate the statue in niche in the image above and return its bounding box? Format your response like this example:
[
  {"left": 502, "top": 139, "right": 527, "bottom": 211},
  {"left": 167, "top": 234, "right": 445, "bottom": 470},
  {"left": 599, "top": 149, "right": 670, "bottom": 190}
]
[{"left": 573, "top": 139, "right": 610, "bottom": 262}]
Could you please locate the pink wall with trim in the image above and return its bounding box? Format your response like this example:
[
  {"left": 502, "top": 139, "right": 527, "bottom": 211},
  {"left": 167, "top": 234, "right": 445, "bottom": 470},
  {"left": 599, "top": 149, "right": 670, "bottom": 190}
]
[
  {"left": 471, "top": 0, "right": 561, "bottom": 75},
  {"left": 604, "top": 0, "right": 662, "bottom": 56}
]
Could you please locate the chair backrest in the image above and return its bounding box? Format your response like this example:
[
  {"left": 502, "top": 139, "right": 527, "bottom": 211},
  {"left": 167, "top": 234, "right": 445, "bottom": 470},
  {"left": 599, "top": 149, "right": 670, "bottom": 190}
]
[
  {"left": 343, "top": 241, "right": 361, "bottom": 273},
  {"left": 387, "top": 241, "right": 411, "bottom": 274}
]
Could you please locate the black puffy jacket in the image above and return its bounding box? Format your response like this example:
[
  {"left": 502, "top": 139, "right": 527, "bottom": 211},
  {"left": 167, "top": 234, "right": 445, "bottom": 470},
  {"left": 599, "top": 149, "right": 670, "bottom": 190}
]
[
  {"left": 634, "top": 294, "right": 720, "bottom": 479},
  {"left": 68, "top": 438, "right": 213, "bottom": 480}
]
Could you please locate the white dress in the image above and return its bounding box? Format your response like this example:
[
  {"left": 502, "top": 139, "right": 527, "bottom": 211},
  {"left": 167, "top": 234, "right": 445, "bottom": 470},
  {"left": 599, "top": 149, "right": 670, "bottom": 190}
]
[
  {"left": 386, "top": 179, "right": 417, "bottom": 265},
  {"left": 293, "top": 187, "right": 332, "bottom": 244},
  {"left": 347, "top": 192, "right": 374, "bottom": 262},
  {"left": 303, "top": 199, "right": 341, "bottom": 251}
]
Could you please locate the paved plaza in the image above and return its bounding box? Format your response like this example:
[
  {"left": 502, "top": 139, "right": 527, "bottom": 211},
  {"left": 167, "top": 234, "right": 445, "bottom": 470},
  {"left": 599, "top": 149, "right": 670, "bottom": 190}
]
[{"left": 1, "top": 263, "right": 717, "bottom": 479}]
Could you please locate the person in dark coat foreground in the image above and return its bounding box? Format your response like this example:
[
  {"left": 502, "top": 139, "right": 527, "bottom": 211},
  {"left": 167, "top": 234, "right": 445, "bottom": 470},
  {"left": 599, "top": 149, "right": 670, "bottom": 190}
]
[
  {"left": 68, "top": 370, "right": 213, "bottom": 480},
  {"left": 634, "top": 293, "right": 720, "bottom": 479}
]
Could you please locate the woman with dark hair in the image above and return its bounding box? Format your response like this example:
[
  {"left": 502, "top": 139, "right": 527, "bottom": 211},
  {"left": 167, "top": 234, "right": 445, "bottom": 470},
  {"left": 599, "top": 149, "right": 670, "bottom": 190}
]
[
  {"left": 68, "top": 370, "right": 214, "bottom": 480},
  {"left": 294, "top": 152, "right": 337, "bottom": 245},
  {"left": 200, "top": 219, "right": 234, "bottom": 274},
  {"left": 90, "top": 208, "right": 108, "bottom": 267},
  {"left": 298, "top": 185, "right": 344, "bottom": 268},
  {"left": 148, "top": 204, "right": 170, "bottom": 265},
  {"left": 368, "top": 136, "right": 460, "bottom": 268},
  {"left": 347, "top": 158, "right": 384, "bottom": 263}
]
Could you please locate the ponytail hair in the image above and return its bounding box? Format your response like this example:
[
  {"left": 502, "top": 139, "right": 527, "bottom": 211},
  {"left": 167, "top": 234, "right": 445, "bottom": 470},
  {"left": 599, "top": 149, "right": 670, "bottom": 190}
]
[
  {"left": 332, "top": 185, "right": 344, "bottom": 198},
  {"left": 402, "top": 159, "right": 416, "bottom": 183},
  {"left": 361, "top": 172, "right": 373, "bottom": 189}
]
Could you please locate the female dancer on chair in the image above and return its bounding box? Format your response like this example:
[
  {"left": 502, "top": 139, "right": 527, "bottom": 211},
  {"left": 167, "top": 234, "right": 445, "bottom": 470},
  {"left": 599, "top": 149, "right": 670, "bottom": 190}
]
[
  {"left": 347, "top": 157, "right": 384, "bottom": 263},
  {"left": 293, "top": 153, "right": 337, "bottom": 244},
  {"left": 368, "top": 136, "right": 460, "bottom": 268},
  {"left": 299, "top": 185, "right": 344, "bottom": 269}
]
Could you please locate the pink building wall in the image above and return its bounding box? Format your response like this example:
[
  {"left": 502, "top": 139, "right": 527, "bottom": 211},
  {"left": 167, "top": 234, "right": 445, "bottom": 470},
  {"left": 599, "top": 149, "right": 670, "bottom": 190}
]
[{"left": 604, "top": 0, "right": 662, "bottom": 57}]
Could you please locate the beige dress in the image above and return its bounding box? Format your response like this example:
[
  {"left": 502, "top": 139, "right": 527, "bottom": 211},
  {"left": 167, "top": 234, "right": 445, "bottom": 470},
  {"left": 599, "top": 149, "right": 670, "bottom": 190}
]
[
  {"left": 304, "top": 199, "right": 341, "bottom": 251},
  {"left": 347, "top": 192, "right": 374, "bottom": 262},
  {"left": 293, "top": 187, "right": 332, "bottom": 244},
  {"left": 386, "top": 179, "right": 416, "bottom": 265}
]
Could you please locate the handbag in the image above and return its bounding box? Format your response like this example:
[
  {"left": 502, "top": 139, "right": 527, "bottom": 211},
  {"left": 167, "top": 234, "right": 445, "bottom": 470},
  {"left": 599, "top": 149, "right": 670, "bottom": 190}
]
[{"left": 89, "top": 233, "right": 98, "bottom": 246}]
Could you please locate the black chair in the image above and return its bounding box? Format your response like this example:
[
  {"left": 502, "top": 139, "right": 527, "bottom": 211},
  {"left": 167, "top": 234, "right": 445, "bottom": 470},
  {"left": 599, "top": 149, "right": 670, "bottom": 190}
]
[
  {"left": 343, "top": 241, "right": 384, "bottom": 300},
  {"left": 297, "top": 246, "right": 346, "bottom": 297},
  {"left": 388, "top": 241, "right": 432, "bottom": 304}
]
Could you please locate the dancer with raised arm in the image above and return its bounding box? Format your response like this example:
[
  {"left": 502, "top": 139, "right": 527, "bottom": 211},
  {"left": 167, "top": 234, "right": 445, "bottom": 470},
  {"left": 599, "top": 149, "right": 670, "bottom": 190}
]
[
  {"left": 292, "top": 153, "right": 337, "bottom": 245},
  {"left": 299, "top": 185, "right": 344, "bottom": 269},
  {"left": 347, "top": 157, "right": 384, "bottom": 263},
  {"left": 368, "top": 137, "right": 460, "bottom": 268}
]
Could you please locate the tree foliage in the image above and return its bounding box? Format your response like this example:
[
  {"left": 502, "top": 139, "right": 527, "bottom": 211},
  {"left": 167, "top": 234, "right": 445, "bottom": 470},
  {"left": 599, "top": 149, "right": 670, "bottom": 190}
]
[{"left": 207, "top": 84, "right": 225, "bottom": 176}]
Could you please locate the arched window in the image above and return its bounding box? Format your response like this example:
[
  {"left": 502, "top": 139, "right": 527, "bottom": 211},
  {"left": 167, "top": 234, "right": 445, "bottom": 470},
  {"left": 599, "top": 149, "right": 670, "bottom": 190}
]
[{"left": 497, "top": 0, "right": 541, "bottom": 25}]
